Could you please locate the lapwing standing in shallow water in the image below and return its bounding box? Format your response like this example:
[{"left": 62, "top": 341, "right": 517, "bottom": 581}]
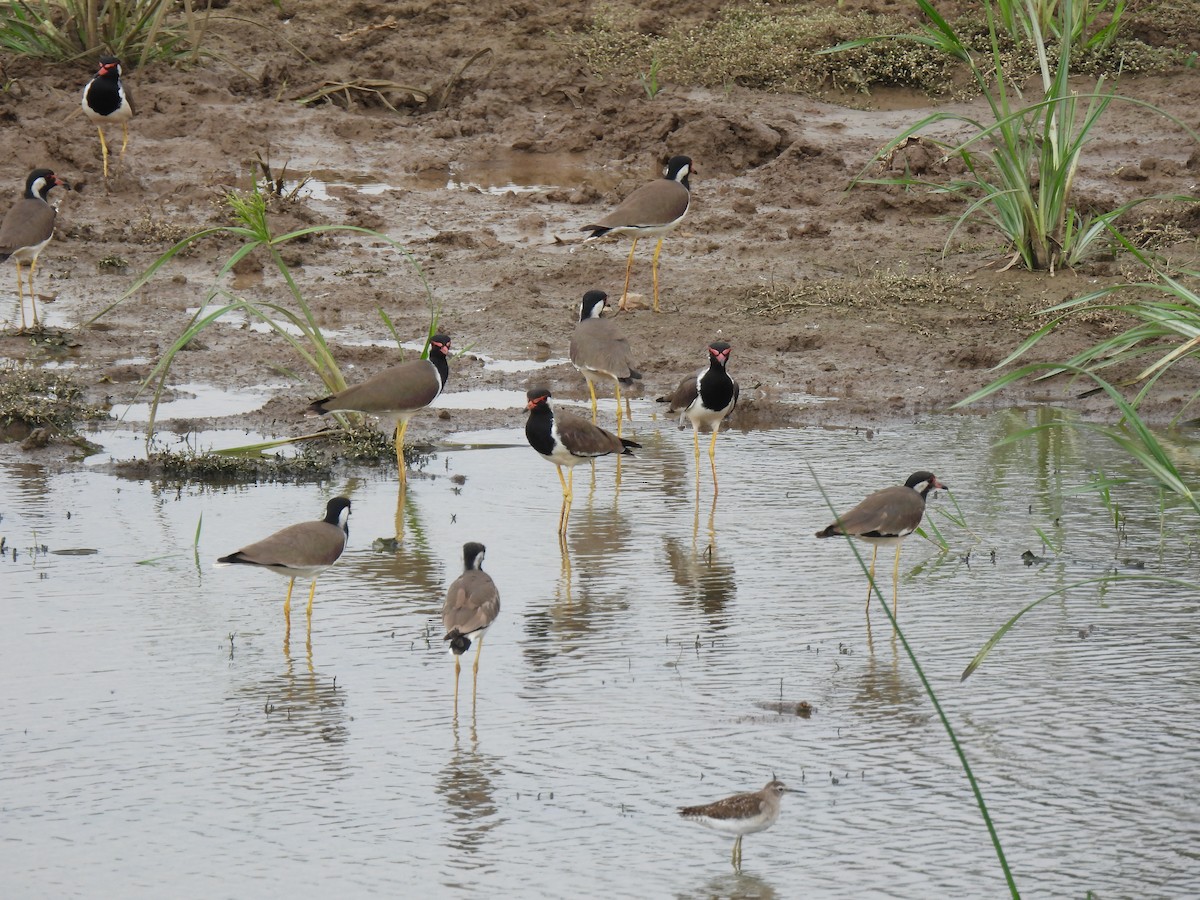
[
  {"left": 0, "top": 168, "right": 70, "bottom": 332},
  {"left": 659, "top": 340, "right": 739, "bottom": 495},
  {"left": 306, "top": 334, "right": 451, "bottom": 485},
  {"left": 679, "top": 779, "right": 791, "bottom": 873},
  {"left": 582, "top": 155, "right": 693, "bottom": 312},
  {"left": 524, "top": 388, "right": 639, "bottom": 534},
  {"left": 569, "top": 289, "right": 641, "bottom": 434},
  {"left": 441, "top": 542, "right": 501, "bottom": 717},
  {"left": 214, "top": 497, "right": 351, "bottom": 628},
  {"left": 82, "top": 56, "right": 134, "bottom": 178},
  {"left": 816, "top": 471, "right": 946, "bottom": 618}
]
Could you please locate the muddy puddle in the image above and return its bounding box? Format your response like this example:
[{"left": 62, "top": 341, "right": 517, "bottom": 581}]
[{"left": 4, "top": 408, "right": 1200, "bottom": 897}]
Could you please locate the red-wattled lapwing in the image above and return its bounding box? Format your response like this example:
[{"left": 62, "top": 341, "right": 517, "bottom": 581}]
[
  {"left": 524, "top": 388, "right": 639, "bottom": 534},
  {"left": 659, "top": 340, "right": 739, "bottom": 495},
  {"left": 582, "top": 155, "right": 693, "bottom": 313},
  {"left": 679, "top": 779, "right": 791, "bottom": 873},
  {"left": 82, "top": 56, "right": 134, "bottom": 179},
  {"left": 0, "top": 168, "right": 69, "bottom": 332},
  {"left": 442, "top": 541, "right": 501, "bottom": 717},
  {"left": 306, "top": 334, "right": 451, "bottom": 484},
  {"left": 569, "top": 289, "right": 641, "bottom": 434},
  {"left": 816, "top": 471, "right": 946, "bottom": 617},
  {"left": 214, "top": 497, "right": 351, "bottom": 628}
]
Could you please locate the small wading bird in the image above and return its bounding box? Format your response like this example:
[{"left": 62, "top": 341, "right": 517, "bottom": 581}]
[
  {"left": 569, "top": 289, "right": 641, "bottom": 433},
  {"left": 82, "top": 56, "right": 134, "bottom": 178},
  {"left": 581, "top": 155, "right": 693, "bottom": 312},
  {"left": 306, "top": 334, "right": 451, "bottom": 484},
  {"left": 441, "top": 542, "right": 501, "bottom": 716},
  {"left": 214, "top": 497, "right": 351, "bottom": 628},
  {"left": 815, "top": 471, "right": 946, "bottom": 617},
  {"left": 524, "top": 388, "right": 639, "bottom": 534},
  {"left": 679, "top": 779, "right": 791, "bottom": 873},
  {"left": 659, "top": 340, "right": 739, "bottom": 494},
  {"left": 0, "top": 168, "right": 70, "bottom": 332}
]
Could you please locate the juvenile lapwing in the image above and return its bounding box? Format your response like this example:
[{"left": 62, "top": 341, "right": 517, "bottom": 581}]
[
  {"left": 306, "top": 334, "right": 451, "bottom": 484},
  {"left": 214, "top": 496, "right": 351, "bottom": 626},
  {"left": 568, "top": 289, "right": 641, "bottom": 433},
  {"left": 442, "top": 541, "right": 501, "bottom": 716},
  {"left": 816, "top": 471, "right": 946, "bottom": 617},
  {"left": 582, "top": 155, "right": 693, "bottom": 312},
  {"left": 82, "top": 56, "right": 134, "bottom": 178},
  {"left": 659, "top": 340, "right": 739, "bottom": 494},
  {"left": 524, "top": 388, "right": 639, "bottom": 534},
  {"left": 0, "top": 168, "right": 69, "bottom": 332},
  {"left": 679, "top": 779, "right": 791, "bottom": 873}
]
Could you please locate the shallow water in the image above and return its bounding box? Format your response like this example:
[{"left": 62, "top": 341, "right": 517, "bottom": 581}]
[{"left": 3, "top": 409, "right": 1200, "bottom": 898}]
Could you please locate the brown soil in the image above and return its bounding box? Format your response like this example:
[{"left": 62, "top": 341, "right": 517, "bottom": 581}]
[{"left": 2, "top": 1, "right": 1198, "bottom": 459}]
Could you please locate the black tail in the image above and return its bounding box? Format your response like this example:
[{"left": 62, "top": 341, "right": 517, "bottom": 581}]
[
  {"left": 581, "top": 224, "right": 609, "bottom": 238},
  {"left": 306, "top": 397, "right": 333, "bottom": 417},
  {"left": 620, "top": 438, "right": 641, "bottom": 454},
  {"left": 620, "top": 368, "right": 643, "bottom": 384},
  {"left": 445, "top": 630, "right": 471, "bottom": 655},
  {"left": 815, "top": 525, "right": 840, "bottom": 539}
]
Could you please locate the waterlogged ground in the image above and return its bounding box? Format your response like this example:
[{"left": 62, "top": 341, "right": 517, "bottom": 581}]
[{"left": 4, "top": 407, "right": 1200, "bottom": 898}]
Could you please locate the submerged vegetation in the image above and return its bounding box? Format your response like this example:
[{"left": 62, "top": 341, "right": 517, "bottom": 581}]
[{"left": 0, "top": 366, "right": 109, "bottom": 437}]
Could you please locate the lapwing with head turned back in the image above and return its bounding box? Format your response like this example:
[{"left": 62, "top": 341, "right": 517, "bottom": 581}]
[
  {"left": 82, "top": 56, "right": 134, "bottom": 178},
  {"left": 442, "top": 541, "right": 501, "bottom": 716},
  {"left": 569, "top": 289, "right": 641, "bottom": 434},
  {"left": 816, "top": 471, "right": 946, "bottom": 617},
  {"left": 660, "top": 340, "right": 739, "bottom": 494},
  {"left": 214, "top": 497, "right": 351, "bottom": 626},
  {"left": 679, "top": 779, "right": 791, "bottom": 873},
  {"left": 524, "top": 388, "right": 639, "bottom": 534},
  {"left": 582, "top": 155, "right": 693, "bottom": 313},
  {"left": 0, "top": 168, "right": 69, "bottom": 332},
  {"left": 306, "top": 334, "right": 451, "bottom": 484}
]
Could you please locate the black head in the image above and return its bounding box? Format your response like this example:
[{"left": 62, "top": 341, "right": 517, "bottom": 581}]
[
  {"left": 462, "top": 541, "right": 486, "bottom": 570},
  {"left": 429, "top": 333, "right": 451, "bottom": 357},
  {"left": 96, "top": 56, "right": 122, "bottom": 79},
  {"left": 707, "top": 341, "right": 732, "bottom": 365},
  {"left": 905, "top": 471, "right": 946, "bottom": 496},
  {"left": 579, "top": 290, "right": 608, "bottom": 321},
  {"left": 525, "top": 387, "right": 552, "bottom": 411},
  {"left": 25, "top": 168, "right": 68, "bottom": 200},
  {"left": 664, "top": 155, "right": 693, "bottom": 187},
  {"left": 323, "top": 496, "right": 352, "bottom": 529}
]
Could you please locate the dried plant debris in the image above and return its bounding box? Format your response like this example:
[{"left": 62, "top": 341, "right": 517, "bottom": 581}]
[{"left": 0, "top": 367, "right": 110, "bottom": 439}]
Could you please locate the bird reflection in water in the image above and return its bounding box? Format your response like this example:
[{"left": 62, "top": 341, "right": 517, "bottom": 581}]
[
  {"left": 436, "top": 717, "right": 503, "bottom": 866},
  {"left": 664, "top": 491, "right": 737, "bottom": 630}
]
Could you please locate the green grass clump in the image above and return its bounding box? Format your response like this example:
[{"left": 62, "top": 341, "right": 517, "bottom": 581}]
[{"left": 0, "top": 0, "right": 208, "bottom": 65}]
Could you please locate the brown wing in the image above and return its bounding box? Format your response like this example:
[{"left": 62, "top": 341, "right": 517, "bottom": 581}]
[
  {"left": 570, "top": 319, "right": 638, "bottom": 379},
  {"left": 823, "top": 485, "right": 925, "bottom": 537},
  {"left": 663, "top": 371, "right": 701, "bottom": 413},
  {"left": 226, "top": 520, "right": 346, "bottom": 568},
  {"left": 0, "top": 198, "right": 56, "bottom": 255},
  {"left": 310, "top": 358, "right": 439, "bottom": 416},
  {"left": 587, "top": 179, "right": 689, "bottom": 230},
  {"left": 680, "top": 790, "right": 766, "bottom": 821},
  {"left": 442, "top": 570, "right": 501, "bottom": 636},
  {"left": 554, "top": 408, "right": 627, "bottom": 456}
]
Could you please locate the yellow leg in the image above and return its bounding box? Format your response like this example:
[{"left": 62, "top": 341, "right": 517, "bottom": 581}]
[
  {"left": 305, "top": 577, "right": 318, "bottom": 620},
  {"left": 394, "top": 419, "right": 410, "bottom": 484},
  {"left": 732, "top": 834, "right": 743, "bottom": 871},
  {"left": 13, "top": 262, "right": 27, "bottom": 332},
  {"left": 692, "top": 425, "right": 701, "bottom": 488},
  {"left": 27, "top": 258, "right": 39, "bottom": 328},
  {"left": 865, "top": 545, "right": 878, "bottom": 612},
  {"left": 650, "top": 237, "right": 665, "bottom": 312},
  {"left": 471, "top": 635, "right": 485, "bottom": 712},
  {"left": 708, "top": 426, "right": 721, "bottom": 495},
  {"left": 614, "top": 379, "right": 623, "bottom": 435},
  {"left": 283, "top": 576, "right": 296, "bottom": 620},
  {"left": 556, "top": 465, "right": 572, "bottom": 534},
  {"left": 120, "top": 121, "right": 129, "bottom": 157},
  {"left": 97, "top": 125, "right": 110, "bottom": 178},
  {"left": 453, "top": 654, "right": 461, "bottom": 718},
  {"left": 619, "top": 237, "right": 639, "bottom": 311},
  {"left": 394, "top": 478, "right": 407, "bottom": 543},
  {"left": 587, "top": 378, "right": 598, "bottom": 423},
  {"left": 892, "top": 544, "right": 902, "bottom": 620}
]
